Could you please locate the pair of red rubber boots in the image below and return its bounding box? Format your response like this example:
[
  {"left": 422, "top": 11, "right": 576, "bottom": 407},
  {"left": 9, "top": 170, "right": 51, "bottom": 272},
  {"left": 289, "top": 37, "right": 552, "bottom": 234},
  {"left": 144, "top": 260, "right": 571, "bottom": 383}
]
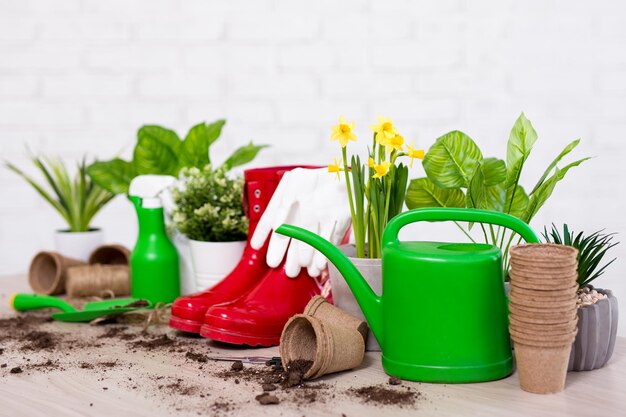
[{"left": 169, "top": 165, "right": 323, "bottom": 346}]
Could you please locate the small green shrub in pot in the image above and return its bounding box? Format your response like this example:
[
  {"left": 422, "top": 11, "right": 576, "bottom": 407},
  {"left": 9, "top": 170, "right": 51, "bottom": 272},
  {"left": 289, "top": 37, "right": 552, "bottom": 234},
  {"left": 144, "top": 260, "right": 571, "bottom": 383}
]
[
  {"left": 172, "top": 166, "right": 248, "bottom": 243},
  {"left": 543, "top": 224, "right": 620, "bottom": 371},
  {"left": 5, "top": 155, "right": 114, "bottom": 260},
  {"left": 171, "top": 165, "right": 249, "bottom": 291}
]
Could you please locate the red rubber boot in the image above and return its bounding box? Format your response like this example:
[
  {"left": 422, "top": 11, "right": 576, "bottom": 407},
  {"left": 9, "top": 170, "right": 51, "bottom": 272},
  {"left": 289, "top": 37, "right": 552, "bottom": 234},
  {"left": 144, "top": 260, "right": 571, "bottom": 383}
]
[
  {"left": 169, "top": 166, "right": 308, "bottom": 333},
  {"left": 200, "top": 261, "right": 326, "bottom": 346}
]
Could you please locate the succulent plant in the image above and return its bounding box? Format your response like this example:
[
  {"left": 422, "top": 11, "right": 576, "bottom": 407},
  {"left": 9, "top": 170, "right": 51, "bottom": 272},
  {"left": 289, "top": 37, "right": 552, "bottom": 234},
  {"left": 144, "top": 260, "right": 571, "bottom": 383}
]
[{"left": 543, "top": 224, "right": 619, "bottom": 287}]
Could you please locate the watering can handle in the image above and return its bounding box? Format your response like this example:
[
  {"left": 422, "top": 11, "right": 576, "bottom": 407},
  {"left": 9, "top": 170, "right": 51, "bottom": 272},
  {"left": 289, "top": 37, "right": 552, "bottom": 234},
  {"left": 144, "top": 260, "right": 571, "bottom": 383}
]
[{"left": 383, "top": 208, "right": 539, "bottom": 247}]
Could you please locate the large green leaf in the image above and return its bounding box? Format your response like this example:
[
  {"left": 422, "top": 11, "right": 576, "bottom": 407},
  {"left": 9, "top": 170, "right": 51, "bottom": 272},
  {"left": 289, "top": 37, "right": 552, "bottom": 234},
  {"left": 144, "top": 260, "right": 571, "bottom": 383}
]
[
  {"left": 133, "top": 125, "right": 181, "bottom": 175},
  {"left": 523, "top": 169, "right": 560, "bottom": 223},
  {"left": 423, "top": 130, "right": 483, "bottom": 189},
  {"left": 466, "top": 159, "right": 506, "bottom": 212},
  {"left": 405, "top": 177, "right": 466, "bottom": 209},
  {"left": 505, "top": 113, "right": 537, "bottom": 214},
  {"left": 87, "top": 159, "right": 135, "bottom": 194},
  {"left": 178, "top": 119, "right": 226, "bottom": 169},
  {"left": 530, "top": 138, "right": 580, "bottom": 195},
  {"left": 221, "top": 142, "right": 268, "bottom": 170},
  {"left": 506, "top": 185, "right": 529, "bottom": 219}
]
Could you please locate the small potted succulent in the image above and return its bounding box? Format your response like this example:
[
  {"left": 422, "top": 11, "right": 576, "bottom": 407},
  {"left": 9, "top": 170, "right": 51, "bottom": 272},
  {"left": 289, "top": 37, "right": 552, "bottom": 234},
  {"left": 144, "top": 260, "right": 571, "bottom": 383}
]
[
  {"left": 172, "top": 165, "right": 248, "bottom": 291},
  {"left": 6, "top": 155, "right": 114, "bottom": 261},
  {"left": 543, "top": 224, "right": 619, "bottom": 371},
  {"left": 327, "top": 115, "right": 425, "bottom": 350}
]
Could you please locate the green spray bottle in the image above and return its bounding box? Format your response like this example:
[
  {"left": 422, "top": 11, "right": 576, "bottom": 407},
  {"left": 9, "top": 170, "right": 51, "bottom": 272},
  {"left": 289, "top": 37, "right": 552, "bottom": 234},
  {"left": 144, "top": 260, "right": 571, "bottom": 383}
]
[{"left": 128, "top": 176, "right": 180, "bottom": 305}]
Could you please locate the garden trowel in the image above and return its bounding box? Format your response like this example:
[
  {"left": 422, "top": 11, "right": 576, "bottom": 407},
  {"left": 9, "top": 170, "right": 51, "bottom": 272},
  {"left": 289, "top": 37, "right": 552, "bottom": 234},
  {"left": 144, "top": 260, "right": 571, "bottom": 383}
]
[{"left": 11, "top": 293, "right": 151, "bottom": 323}]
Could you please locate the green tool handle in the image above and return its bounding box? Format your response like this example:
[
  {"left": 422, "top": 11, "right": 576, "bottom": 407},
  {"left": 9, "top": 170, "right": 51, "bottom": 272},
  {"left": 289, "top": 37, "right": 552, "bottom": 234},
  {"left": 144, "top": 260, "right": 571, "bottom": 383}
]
[
  {"left": 383, "top": 208, "right": 539, "bottom": 247},
  {"left": 11, "top": 293, "right": 77, "bottom": 313}
]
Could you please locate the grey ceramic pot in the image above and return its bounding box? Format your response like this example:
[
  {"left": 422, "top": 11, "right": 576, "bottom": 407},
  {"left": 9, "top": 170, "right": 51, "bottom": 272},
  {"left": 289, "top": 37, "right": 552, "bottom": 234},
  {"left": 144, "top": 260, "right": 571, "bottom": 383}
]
[
  {"left": 328, "top": 244, "right": 382, "bottom": 351},
  {"left": 568, "top": 287, "right": 619, "bottom": 371}
]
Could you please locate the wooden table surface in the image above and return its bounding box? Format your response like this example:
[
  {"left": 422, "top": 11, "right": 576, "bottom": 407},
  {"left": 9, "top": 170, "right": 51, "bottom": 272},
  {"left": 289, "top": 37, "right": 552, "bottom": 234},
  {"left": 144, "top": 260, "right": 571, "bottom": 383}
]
[{"left": 0, "top": 274, "right": 624, "bottom": 417}]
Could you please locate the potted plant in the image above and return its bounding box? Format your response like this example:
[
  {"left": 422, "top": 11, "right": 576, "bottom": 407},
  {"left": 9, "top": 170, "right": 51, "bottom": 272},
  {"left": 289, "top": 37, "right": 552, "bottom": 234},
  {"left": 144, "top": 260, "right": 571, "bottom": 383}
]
[
  {"left": 543, "top": 224, "right": 619, "bottom": 371},
  {"left": 171, "top": 165, "right": 248, "bottom": 291},
  {"left": 405, "top": 112, "right": 590, "bottom": 278},
  {"left": 5, "top": 155, "right": 115, "bottom": 261},
  {"left": 87, "top": 119, "right": 267, "bottom": 294},
  {"left": 327, "top": 115, "right": 425, "bottom": 350}
]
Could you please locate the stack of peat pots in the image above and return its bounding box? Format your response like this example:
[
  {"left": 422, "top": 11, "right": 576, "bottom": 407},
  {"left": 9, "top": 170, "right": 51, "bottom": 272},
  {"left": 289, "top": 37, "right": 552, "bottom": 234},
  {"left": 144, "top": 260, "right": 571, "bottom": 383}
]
[{"left": 508, "top": 243, "right": 579, "bottom": 394}]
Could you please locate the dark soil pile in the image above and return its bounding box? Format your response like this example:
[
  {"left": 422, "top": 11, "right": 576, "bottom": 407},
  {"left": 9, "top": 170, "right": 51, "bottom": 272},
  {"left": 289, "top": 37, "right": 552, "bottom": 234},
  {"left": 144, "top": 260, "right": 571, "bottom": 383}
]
[
  {"left": 130, "top": 334, "right": 176, "bottom": 350},
  {"left": 20, "top": 330, "right": 57, "bottom": 351},
  {"left": 348, "top": 385, "right": 421, "bottom": 407}
]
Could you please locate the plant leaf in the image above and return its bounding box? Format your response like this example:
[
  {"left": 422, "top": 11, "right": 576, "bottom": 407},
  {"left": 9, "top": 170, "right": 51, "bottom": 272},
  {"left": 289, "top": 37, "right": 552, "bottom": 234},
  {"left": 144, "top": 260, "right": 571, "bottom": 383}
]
[
  {"left": 405, "top": 177, "right": 466, "bottom": 209},
  {"left": 178, "top": 119, "right": 226, "bottom": 169},
  {"left": 530, "top": 138, "right": 580, "bottom": 195},
  {"left": 133, "top": 125, "right": 181, "bottom": 175},
  {"left": 505, "top": 113, "right": 537, "bottom": 214},
  {"left": 87, "top": 159, "right": 136, "bottom": 194},
  {"left": 221, "top": 142, "right": 268, "bottom": 171},
  {"left": 466, "top": 160, "right": 506, "bottom": 212},
  {"left": 422, "top": 130, "right": 483, "bottom": 189},
  {"left": 505, "top": 185, "right": 529, "bottom": 219},
  {"left": 522, "top": 168, "right": 560, "bottom": 223}
]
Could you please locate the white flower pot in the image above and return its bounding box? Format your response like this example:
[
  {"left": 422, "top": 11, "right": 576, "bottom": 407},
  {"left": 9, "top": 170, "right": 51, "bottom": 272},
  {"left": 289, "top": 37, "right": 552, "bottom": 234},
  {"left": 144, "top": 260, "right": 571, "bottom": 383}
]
[
  {"left": 172, "top": 233, "right": 197, "bottom": 295},
  {"left": 54, "top": 229, "right": 104, "bottom": 262},
  {"left": 189, "top": 240, "right": 246, "bottom": 291}
]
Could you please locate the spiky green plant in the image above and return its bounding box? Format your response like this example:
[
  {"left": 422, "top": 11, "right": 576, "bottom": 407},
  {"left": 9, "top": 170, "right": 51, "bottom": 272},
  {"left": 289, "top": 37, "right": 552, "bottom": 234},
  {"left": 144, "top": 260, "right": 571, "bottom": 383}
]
[
  {"left": 6, "top": 155, "right": 115, "bottom": 232},
  {"left": 543, "top": 224, "right": 619, "bottom": 287}
]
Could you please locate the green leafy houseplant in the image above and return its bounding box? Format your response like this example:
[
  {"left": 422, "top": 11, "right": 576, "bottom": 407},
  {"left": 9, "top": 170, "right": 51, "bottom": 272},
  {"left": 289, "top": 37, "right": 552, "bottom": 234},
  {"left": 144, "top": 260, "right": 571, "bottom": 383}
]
[
  {"left": 171, "top": 165, "right": 248, "bottom": 242},
  {"left": 543, "top": 224, "right": 619, "bottom": 287},
  {"left": 405, "top": 112, "right": 590, "bottom": 274},
  {"left": 6, "top": 156, "right": 115, "bottom": 232},
  {"left": 88, "top": 120, "right": 267, "bottom": 194}
]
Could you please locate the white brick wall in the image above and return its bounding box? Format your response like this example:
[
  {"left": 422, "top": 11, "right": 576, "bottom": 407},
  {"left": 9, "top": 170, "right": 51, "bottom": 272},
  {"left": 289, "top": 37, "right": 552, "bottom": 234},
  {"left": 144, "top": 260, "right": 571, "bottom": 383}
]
[{"left": 1, "top": 0, "right": 625, "bottom": 335}]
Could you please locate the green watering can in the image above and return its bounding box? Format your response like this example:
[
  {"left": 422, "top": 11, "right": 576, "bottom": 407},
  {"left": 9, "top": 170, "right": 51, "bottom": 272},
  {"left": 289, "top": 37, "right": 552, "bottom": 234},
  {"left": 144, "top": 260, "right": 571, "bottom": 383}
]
[{"left": 276, "top": 208, "right": 539, "bottom": 383}]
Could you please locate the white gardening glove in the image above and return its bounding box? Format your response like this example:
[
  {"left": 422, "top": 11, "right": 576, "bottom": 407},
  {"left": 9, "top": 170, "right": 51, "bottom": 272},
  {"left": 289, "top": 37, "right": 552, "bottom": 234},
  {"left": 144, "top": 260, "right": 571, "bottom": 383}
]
[{"left": 250, "top": 168, "right": 351, "bottom": 278}]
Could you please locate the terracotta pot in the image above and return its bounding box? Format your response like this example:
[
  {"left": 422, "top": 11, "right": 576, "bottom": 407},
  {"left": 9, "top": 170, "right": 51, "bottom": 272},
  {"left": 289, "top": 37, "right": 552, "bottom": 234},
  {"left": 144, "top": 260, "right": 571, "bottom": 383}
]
[
  {"left": 568, "top": 287, "right": 619, "bottom": 372},
  {"left": 328, "top": 244, "right": 381, "bottom": 351}
]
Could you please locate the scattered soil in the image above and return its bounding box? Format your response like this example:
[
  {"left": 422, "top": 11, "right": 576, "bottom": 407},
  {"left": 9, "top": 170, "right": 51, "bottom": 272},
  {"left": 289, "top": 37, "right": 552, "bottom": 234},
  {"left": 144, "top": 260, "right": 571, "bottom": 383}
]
[
  {"left": 118, "top": 300, "right": 150, "bottom": 309},
  {"left": 282, "top": 359, "right": 312, "bottom": 388},
  {"left": 9, "top": 367, "right": 22, "bottom": 374},
  {"left": 230, "top": 360, "right": 243, "bottom": 372},
  {"left": 20, "top": 330, "right": 57, "bottom": 351},
  {"left": 130, "top": 334, "right": 176, "bottom": 350},
  {"left": 185, "top": 351, "right": 208, "bottom": 363},
  {"left": 388, "top": 377, "right": 402, "bottom": 386},
  {"left": 348, "top": 385, "right": 420, "bottom": 407},
  {"left": 262, "top": 383, "right": 277, "bottom": 391},
  {"left": 255, "top": 392, "right": 280, "bottom": 405}
]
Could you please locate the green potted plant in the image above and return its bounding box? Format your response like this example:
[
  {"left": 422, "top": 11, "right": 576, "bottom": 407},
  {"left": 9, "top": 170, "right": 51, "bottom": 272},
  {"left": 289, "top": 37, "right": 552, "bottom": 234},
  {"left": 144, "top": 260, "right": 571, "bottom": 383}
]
[
  {"left": 405, "top": 112, "right": 590, "bottom": 278},
  {"left": 327, "top": 115, "right": 424, "bottom": 350},
  {"left": 172, "top": 165, "right": 248, "bottom": 291},
  {"left": 87, "top": 119, "right": 267, "bottom": 294},
  {"left": 543, "top": 224, "right": 619, "bottom": 371},
  {"left": 5, "top": 155, "right": 115, "bottom": 261}
]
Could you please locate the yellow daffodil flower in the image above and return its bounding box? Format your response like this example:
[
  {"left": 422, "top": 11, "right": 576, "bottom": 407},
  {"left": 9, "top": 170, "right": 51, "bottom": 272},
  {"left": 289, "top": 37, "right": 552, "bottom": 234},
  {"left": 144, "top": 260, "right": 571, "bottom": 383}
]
[
  {"left": 370, "top": 116, "right": 398, "bottom": 145},
  {"left": 372, "top": 161, "right": 391, "bottom": 179},
  {"left": 406, "top": 143, "right": 425, "bottom": 167},
  {"left": 328, "top": 158, "right": 342, "bottom": 179},
  {"left": 386, "top": 134, "right": 405, "bottom": 152},
  {"left": 368, "top": 157, "right": 375, "bottom": 168},
  {"left": 331, "top": 116, "right": 357, "bottom": 148}
]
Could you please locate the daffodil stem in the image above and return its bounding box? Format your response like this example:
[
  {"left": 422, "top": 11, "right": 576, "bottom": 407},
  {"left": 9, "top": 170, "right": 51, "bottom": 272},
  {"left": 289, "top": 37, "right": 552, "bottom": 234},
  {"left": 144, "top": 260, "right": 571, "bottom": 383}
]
[{"left": 342, "top": 147, "right": 363, "bottom": 258}]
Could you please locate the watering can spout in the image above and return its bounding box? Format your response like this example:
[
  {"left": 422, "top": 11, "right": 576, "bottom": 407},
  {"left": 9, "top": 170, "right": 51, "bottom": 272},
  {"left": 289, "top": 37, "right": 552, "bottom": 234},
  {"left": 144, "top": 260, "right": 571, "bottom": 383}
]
[{"left": 275, "top": 224, "right": 384, "bottom": 346}]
